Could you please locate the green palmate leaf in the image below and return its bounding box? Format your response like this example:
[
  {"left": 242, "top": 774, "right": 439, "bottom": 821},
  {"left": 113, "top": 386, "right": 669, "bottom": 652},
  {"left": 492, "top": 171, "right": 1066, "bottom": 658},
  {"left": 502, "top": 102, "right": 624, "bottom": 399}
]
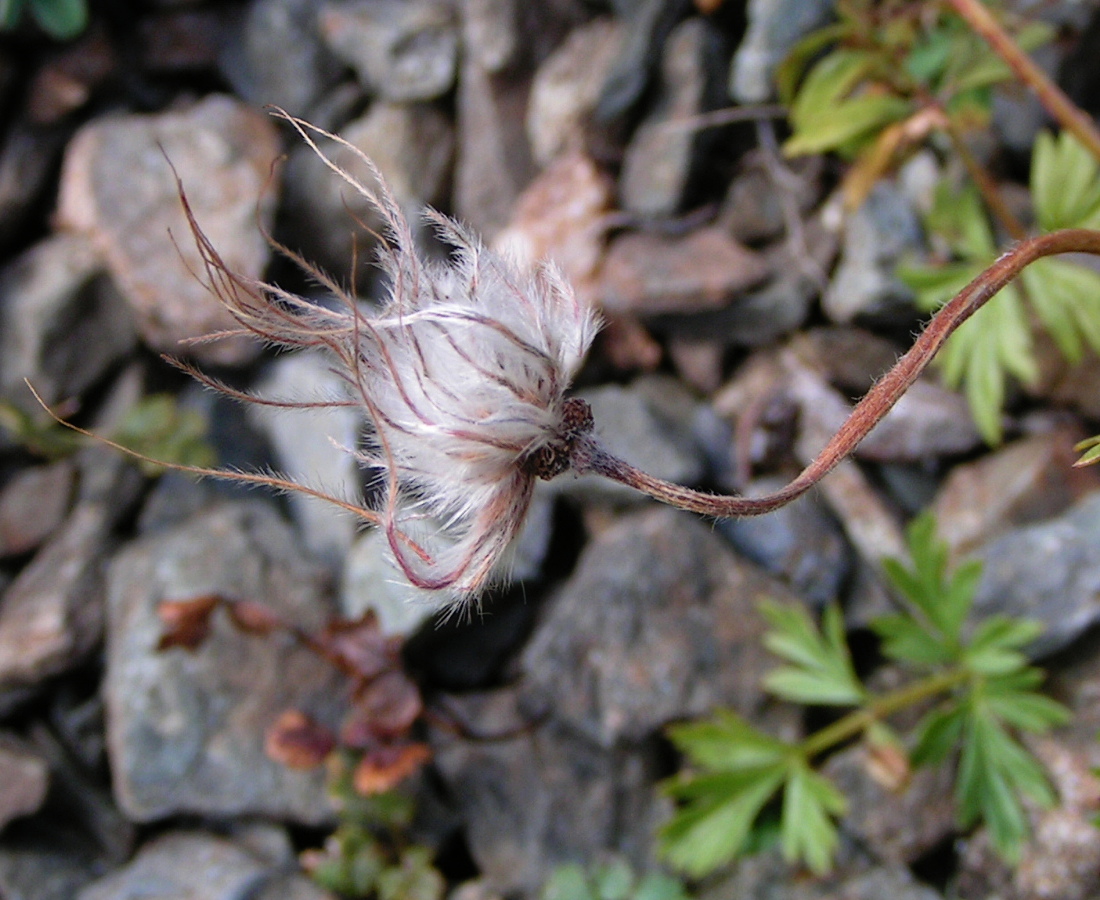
[
  {"left": 659, "top": 766, "right": 787, "bottom": 877},
  {"left": 912, "top": 704, "right": 968, "bottom": 768},
  {"left": 760, "top": 602, "right": 864, "bottom": 706},
  {"left": 784, "top": 93, "right": 912, "bottom": 157},
  {"left": 881, "top": 512, "right": 982, "bottom": 647},
  {"left": 871, "top": 614, "right": 954, "bottom": 668},
  {"left": 779, "top": 762, "right": 847, "bottom": 875},
  {"left": 964, "top": 617, "right": 1044, "bottom": 675},
  {"left": 1031, "top": 131, "right": 1100, "bottom": 231},
  {"left": 667, "top": 710, "right": 789, "bottom": 771},
  {"left": 1020, "top": 259, "right": 1100, "bottom": 363}
]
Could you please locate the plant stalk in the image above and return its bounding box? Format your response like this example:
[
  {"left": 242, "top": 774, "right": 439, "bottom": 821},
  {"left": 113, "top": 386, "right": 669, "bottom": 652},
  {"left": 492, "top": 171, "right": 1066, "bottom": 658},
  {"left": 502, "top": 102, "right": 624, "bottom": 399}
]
[
  {"left": 800, "top": 667, "right": 969, "bottom": 760},
  {"left": 571, "top": 229, "right": 1100, "bottom": 516}
]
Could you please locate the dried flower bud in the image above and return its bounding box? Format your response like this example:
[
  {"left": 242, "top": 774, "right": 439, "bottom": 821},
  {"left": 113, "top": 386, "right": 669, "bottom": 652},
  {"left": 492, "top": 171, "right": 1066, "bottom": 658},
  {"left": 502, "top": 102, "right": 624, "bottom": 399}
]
[{"left": 181, "top": 111, "right": 600, "bottom": 607}]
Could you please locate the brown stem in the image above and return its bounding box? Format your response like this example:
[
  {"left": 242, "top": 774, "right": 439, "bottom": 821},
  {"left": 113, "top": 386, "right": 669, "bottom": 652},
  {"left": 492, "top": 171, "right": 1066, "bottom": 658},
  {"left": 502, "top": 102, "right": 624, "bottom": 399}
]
[
  {"left": 572, "top": 229, "right": 1100, "bottom": 517},
  {"left": 945, "top": 0, "right": 1100, "bottom": 163}
]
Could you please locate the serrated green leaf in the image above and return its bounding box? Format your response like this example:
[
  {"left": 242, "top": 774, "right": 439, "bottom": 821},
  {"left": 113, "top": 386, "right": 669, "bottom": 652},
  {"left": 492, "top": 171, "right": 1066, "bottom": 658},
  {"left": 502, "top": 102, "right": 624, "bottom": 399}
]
[
  {"left": 871, "top": 614, "right": 954, "bottom": 668},
  {"left": 775, "top": 22, "right": 852, "bottom": 107},
  {"left": 780, "top": 762, "right": 847, "bottom": 874},
  {"left": 760, "top": 602, "right": 864, "bottom": 706},
  {"left": 666, "top": 710, "right": 789, "bottom": 771},
  {"left": 984, "top": 687, "right": 1069, "bottom": 733},
  {"left": 659, "top": 766, "right": 787, "bottom": 877},
  {"left": 912, "top": 704, "right": 967, "bottom": 767},
  {"left": 1021, "top": 259, "right": 1100, "bottom": 364},
  {"left": 785, "top": 93, "right": 911, "bottom": 157},
  {"left": 969, "top": 615, "right": 1044, "bottom": 655},
  {"left": 1032, "top": 131, "right": 1100, "bottom": 231}
]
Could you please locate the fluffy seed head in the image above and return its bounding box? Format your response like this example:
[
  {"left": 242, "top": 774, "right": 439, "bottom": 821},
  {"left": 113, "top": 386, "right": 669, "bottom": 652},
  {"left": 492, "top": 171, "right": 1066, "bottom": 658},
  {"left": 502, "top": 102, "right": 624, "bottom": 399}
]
[{"left": 184, "top": 112, "right": 600, "bottom": 607}]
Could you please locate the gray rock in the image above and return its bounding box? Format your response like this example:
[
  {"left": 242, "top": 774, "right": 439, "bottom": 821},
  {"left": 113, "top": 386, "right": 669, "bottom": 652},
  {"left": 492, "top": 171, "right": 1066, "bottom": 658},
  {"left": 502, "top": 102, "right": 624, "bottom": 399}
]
[
  {"left": 220, "top": 0, "right": 340, "bottom": 116},
  {"left": 77, "top": 832, "right": 269, "bottom": 900},
  {"left": 723, "top": 151, "right": 823, "bottom": 245},
  {"left": 0, "top": 735, "right": 49, "bottom": 831},
  {"left": 618, "top": 18, "right": 708, "bottom": 218},
  {"left": 281, "top": 100, "right": 454, "bottom": 281},
  {"left": 822, "top": 181, "right": 924, "bottom": 324},
  {"left": 599, "top": 226, "right": 770, "bottom": 316},
  {"left": 932, "top": 430, "right": 1100, "bottom": 559},
  {"left": 319, "top": 0, "right": 458, "bottom": 102},
  {"left": 730, "top": 0, "right": 836, "bottom": 104},
  {"left": 55, "top": 95, "right": 280, "bottom": 366},
  {"left": 247, "top": 351, "right": 365, "bottom": 564},
  {"left": 0, "top": 449, "right": 142, "bottom": 694},
  {"left": 971, "top": 490, "right": 1100, "bottom": 658},
  {"left": 718, "top": 477, "right": 851, "bottom": 607},
  {"left": 431, "top": 689, "right": 668, "bottom": 896},
  {"left": 103, "top": 500, "right": 345, "bottom": 824},
  {"left": 453, "top": 53, "right": 536, "bottom": 239},
  {"left": 0, "top": 123, "right": 69, "bottom": 251},
  {"left": 822, "top": 744, "right": 955, "bottom": 866},
  {"left": 0, "top": 233, "right": 136, "bottom": 409},
  {"left": 0, "top": 460, "right": 76, "bottom": 558},
  {"left": 0, "top": 832, "right": 102, "bottom": 900},
  {"left": 554, "top": 379, "right": 705, "bottom": 505},
  {"left": 521, "top": 507, "right": 791, "bottom": 748},
  {"left": 526, "top": 18, "right": 624, "bottom": 166},
  {"left": 459, "top": 0, "right": 520, "bottom": 73}
]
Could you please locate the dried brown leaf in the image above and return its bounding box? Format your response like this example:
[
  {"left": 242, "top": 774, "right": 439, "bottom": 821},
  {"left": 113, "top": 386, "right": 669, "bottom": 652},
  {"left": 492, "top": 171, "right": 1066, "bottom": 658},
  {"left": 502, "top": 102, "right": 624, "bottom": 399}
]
[
  {"left": 156, "top": 594, "right": 222, "bottom": 651},
  {"left": 352, "top": 742, "right": 431, "bottom": 795},
  {"left": 265, "top": 709, "right": 336, "bottom": 769}
]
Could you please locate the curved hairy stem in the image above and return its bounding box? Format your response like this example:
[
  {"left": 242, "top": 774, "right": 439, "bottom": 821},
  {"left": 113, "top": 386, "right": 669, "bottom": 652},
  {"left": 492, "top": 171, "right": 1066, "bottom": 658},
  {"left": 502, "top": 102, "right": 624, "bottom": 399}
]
[{"left": 573, "top": 229, "right": 1100, "bottom": 516}]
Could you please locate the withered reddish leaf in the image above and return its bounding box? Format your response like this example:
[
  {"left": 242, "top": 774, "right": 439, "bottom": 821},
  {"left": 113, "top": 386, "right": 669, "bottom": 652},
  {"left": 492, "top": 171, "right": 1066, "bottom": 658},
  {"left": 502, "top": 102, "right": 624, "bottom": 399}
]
[
  {"left": 341, "top": 671, "right": 423, "bottom": 747},
  {"left": 265, "top": 709, "right": 335, "bottom": 769},
  {"left": 314, "top": 611, "right": 400, "bottom": 680},
  {"left": 227, "top": 600, "right": 285, "bottom": 635},
  {"left": 156, "top": 594, "right": 222, "bottom": 651},
  {"left": 352, "top": 742, "right": 431, "bottom": 795}
]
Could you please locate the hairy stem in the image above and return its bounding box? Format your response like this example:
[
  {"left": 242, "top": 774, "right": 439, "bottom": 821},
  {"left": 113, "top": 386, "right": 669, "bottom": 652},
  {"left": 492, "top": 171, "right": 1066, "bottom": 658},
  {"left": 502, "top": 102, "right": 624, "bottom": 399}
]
[
  {"left": 945, "top": 0, "right": 1100, "bottom": 162},
  {"left": 800, "top": 668, "right": 968, "bottom": 760},
  {"left": 571, "top": 229, "right": 1100, "bottom": 516}
]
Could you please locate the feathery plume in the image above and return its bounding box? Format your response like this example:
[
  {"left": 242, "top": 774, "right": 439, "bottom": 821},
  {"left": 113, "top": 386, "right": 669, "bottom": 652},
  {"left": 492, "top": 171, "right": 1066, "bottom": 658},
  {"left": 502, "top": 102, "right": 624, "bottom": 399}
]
[{"left": 182, "top": 111, "right": 600, "bottom": 607}]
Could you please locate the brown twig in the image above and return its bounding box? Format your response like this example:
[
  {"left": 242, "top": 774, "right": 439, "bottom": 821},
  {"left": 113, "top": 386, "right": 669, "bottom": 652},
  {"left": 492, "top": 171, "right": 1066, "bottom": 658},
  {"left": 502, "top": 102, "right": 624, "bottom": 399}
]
[
  {"left": 945, "top": 0, "right": 1100, "bottom": 162},
  {"left": 571, "top": 229, "right": 1100, "bottom": 515}
]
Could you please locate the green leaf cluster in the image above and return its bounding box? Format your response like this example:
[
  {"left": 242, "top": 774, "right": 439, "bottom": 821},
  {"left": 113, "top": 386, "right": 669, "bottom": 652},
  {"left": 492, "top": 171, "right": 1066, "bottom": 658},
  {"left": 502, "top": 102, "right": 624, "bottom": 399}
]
[
  {"left": 779, "top": 1, "right": 1051, "bottom": 205},
  {"left": 658, "top": 513, "right": 1067, "bottom": 878},
  {"left": 308, "top": 759, "right": 444, "bottom": 900},
  {"left": 900, "top": 132, "right": 1100, "bottom": 443},
  {"left": 0, "top": 394, "right": 216, "bottom": 476},
  {"left": 0, "top": 0, "right": 87, "bottom": 39},
  {"left": 541, "top": 860, "right": 691, "bottom": 900}
]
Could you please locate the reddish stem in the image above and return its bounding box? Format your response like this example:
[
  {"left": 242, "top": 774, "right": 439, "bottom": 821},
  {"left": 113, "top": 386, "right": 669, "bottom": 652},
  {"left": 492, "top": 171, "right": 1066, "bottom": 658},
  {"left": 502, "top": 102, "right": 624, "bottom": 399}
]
[{"left": 572, "top": 229, "right": 1100, "bottom": 516}]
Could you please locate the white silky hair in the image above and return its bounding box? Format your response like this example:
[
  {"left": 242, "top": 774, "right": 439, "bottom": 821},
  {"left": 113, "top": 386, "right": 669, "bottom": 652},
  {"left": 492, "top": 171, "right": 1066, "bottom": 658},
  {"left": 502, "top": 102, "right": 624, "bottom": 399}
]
[{"left": 190, "top": 111, "right": 600, "bottom": 607}]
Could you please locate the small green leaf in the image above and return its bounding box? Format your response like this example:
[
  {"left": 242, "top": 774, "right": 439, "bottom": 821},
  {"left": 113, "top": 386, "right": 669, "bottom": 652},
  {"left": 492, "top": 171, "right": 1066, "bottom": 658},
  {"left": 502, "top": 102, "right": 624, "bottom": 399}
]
[
  {"left": 659, "top": 767, "right": 787, "bottom": 877},
  {"left": 912, "top": 705, "right": 967, "bottom": 767},
  {"left": 592, "top": 860, "right": 632, "bottom": 900},
  {"left": 760, "top": 602, "right": 864, "bottom": 706},
  {"left": 784, "top": 93, "right": 911, "bottom": 157},
  {"left": 1074, "top": 435, "right": 1100, "bottom": 467},
  {"left": 872, "top": 614, "right": 954, "bottom": 668},
  {"left": 780, "top": 762, "right": 847, "bottom": 874},
  {"left": 633, "top": 874, "right": 691, "bottom": 900},
  {"left": 1031, "top": 131, "right": 1100, "bottom": 231},
  {"left": 666, "top": 710, "right": 789, "bottom": 771}
]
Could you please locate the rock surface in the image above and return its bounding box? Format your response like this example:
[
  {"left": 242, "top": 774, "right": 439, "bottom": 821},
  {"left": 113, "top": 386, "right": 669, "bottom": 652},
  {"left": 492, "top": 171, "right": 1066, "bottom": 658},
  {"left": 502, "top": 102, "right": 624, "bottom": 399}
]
[
  {"left": 103, "top": 501, "right": 345, "bottom": 824},
  {"left": 56, "top": 95, "right": 279, "bottom": 365}
]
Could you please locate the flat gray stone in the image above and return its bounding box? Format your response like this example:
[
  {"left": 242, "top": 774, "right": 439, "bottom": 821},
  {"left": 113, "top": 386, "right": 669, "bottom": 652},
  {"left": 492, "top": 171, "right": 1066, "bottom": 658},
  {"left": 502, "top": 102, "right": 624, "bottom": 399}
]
[
  {"left": 104, "top": 500, "right": 345, "bottom": 824},
  {"left": 521, "top": 507, "right": 792, "bottom": 747},
  {"left": 56, "top": 95, "right": 280, "bottom": 365}
]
